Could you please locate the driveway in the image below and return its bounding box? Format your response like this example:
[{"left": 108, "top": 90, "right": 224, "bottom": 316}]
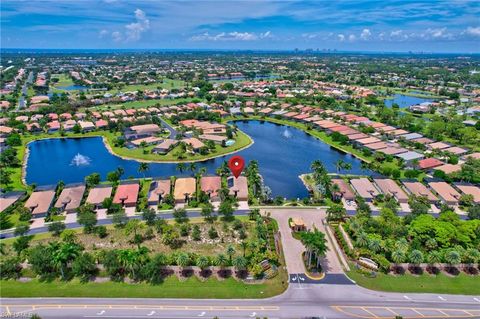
[
  {"left": 64, "top": 212, "right": 77, "bottom": 224},
  {"left": 266, "top": 208, "right": 344, "bottom": 275}
]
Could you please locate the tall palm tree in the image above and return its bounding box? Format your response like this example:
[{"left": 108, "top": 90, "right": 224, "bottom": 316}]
[
  {"left": 335, "top": 160, "right": 345, "bottom": 174},
  {"left": 176, "top": 163, "right": 186, "bottom": 174},
  {"left": 52, "top": 243, "right": 81, "bottom": 279},
  {"left": 240, "top": 241, "right": 248, "bottom": 257},
  {"left": 226, "top": 245, "right": 236, "bottom": 264},
  {"left": 138, "top": 162, "right": 149, "bottom": 179},
  {"left": 188, "top": 162, "right": 197, "bottom": 176}
]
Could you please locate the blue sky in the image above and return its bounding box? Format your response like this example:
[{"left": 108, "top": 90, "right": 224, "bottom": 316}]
[{"left": 2, "top": 0, "right": 480, "bottom": 52}]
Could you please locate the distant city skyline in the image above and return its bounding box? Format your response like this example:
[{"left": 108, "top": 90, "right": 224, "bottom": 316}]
[{"left": 2, "top": 0, "right": 480, "bottom": 53}]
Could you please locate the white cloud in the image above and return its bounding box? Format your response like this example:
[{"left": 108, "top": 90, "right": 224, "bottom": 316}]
[
  {"left": 190, "top": 31, "right": 272, "bottom": 41},
  {"left": 465, "top": 26, "right": 480, "bottom": 37},
  {"left": 337, "top": 34, "right": 345, "bottom": 42},
  {"left": 125, "top": 9, "right": 150, "bottom": 41},
  {"left": 348, "top": 34, "right": 356, "bottom": 41},
  {"left": 111, "top": 31, "right": 122, "bottom": 42},
  {"left": 99, "top": 29, "right": 109, "bottom": 38},
  {"left": 105, "top": 8, "right": 150, "bottom": 43},
  {"left": 360, "top": 28, "right": 371, "bottom": 40}
]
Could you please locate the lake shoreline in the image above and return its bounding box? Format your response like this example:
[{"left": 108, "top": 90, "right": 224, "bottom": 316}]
[{"left": 21, "top": 132, "right": 254, "bottom": 186}]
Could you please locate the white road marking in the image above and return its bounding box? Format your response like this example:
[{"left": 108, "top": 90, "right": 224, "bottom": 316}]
[
  {"left": 147, "top": 311, "right": 155, "bottom": 316},
  {"left": 291, "top": 275, "right": 297, "bottom": 281},
  {"left": 299, "top": 276, "right": 305, "bottom": 281},
  {"left": 474, "top": 298, "right": 480, "bottom": 303},
  {"left": 249, "top": 312, "right": 257, "bottom": 317},
  {"left": 403, "top": 295, "right": 411, "bottom": 300},
  {"left": 197, "top": 312, "right": 205, "bottom": 317},
  {"left": 438, "top": 296, "right": 446, "bottom": 301},
  {"left": 96, "top": 310, "right": 105, "bottom": 315}
]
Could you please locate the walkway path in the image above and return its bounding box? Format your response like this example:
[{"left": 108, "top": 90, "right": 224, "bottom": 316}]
[{"left": 267, "top": 208, "right": 344, "bottom": 276}]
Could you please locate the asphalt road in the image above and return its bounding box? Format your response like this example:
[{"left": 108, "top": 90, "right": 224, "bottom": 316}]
[
  {"left": 2, "top": 284, "right": 480, "bottom": 319},
  {"left": 2, "top": 208, "right": 479, "bottom": 318}
]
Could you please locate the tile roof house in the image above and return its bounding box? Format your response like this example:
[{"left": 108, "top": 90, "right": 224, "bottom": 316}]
[
  {"left": 200, "top": 176, "right": 222, "bottom": 202},
  {"left": 113, "top": 182, "right": 140, "bottom": 207},
  {"left": 54, "top": 184, "right": 86, "bottom": 213},
  {"left": 428, "top": 181, "right": 461, "bottom": 206},
  {"left": 148, "top": 180, "right": 171, "bottom": 205},
  {"left": 124, "top": 124, "right": 160, "bottom": 140},
  {"left": 373, "top": 178, "right": 409, "bottom": 203},
  {"left": 331, "top": 179, "right": 355, "bottom": 201},
  {"left": 25, "top": 189, "right": 56, "bottom": 217},
  {"left": 228, "top": 176, "right": 248, "bottom": 201},
  {"left": 418, "top": 158, "right": 444, "bottom": 170},
  {"left": 0, "top": 191, "right": 25, "bottom": 213},
  {"left": 402, "top": 181, "right": 438, "bottom": 203},
  {"left": 455, "top": 184, "right": 480, "bottom": 204},
  {"left": 434, "top": 164, "right": 462, "bottom": 175},
  {"left": 86, "top": 185, "right": 113, "bottom": 208},
  {"left": 350, "top": 178, "right": 380, "bottom": 202},
  {"left": 152, "top": 139, "right": 177, "bottom": 154},
  {"left": 174, "top": 178, "right": 196, "bottom": 203}
]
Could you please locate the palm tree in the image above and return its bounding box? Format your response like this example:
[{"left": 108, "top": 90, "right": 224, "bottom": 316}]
[
  {"left": 226, "top": 245, "right": 236, "bottom": 264},
  {"left": 391, "top": 249, "right": 405, "bottom": 265},
  {"left": 394, "top": 238, "right": 409, "bottom": 253},
  {"left": 138, "top": 162, "right": 149, "bottom": 179},
  {"left": 196, "top": 255, "right": 210, "bottom": 270},
  {"left": 465, "top": 248, "right": 480, "bottom": 264},
  {"left": 52, "top": 242, "right": 81, "bottom": 279},
  {"left": 188, "top": 162, "right": 197, "bottom": 176},
  {"left": 240, "top": 241, "right": 248, "bottom": 257},
  {"left": 125, "top": 219, "right": 145, "bottom": 249},
  {"left": 356, "top": 232, "right": 369, "bottom": 248},
  {"left": 176, "top": 252, "right": 190, "bottom": 271},
  {"left": 335, "top": 160, "right": 345, "bottom": 174},
  {"left": 299, "top": 229, "right": 328, "bottom": 269},
  {"left": 232, "top": 256, "right": 248, "bottom": 272},
  {"left": 444, "top": 249, "right": 461, "bottom": 266},
  {"left": 176, "top": 163, "right": 186, "bottom": 174},
  {"left": 368, "top": 238, "right": 382, "bottom": 253},
  {"left": 408, "top": 250, "right": 424, "bottom": 268},
  {"left": 214, "top": 253, "right": 229, "bottom": 270}
]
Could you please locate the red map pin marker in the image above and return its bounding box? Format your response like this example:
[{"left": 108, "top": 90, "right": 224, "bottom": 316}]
[{"left": 228, "top": 155, "right": 245, "bottom": 178}]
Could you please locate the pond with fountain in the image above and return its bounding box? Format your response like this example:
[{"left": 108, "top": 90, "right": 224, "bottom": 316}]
[{"left": 26, "top": 120, "right": 367, "bottom": 199}]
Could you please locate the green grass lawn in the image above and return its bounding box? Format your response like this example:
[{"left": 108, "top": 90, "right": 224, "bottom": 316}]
[
  {"left": 0, "top": 275, "right": 287, "bottom": 299},
  {"left": 105, "top": 79, "right": 185, "bottom": 94},
  {"left": 347, "top": 268, "right": 480, "bottom": 295}
]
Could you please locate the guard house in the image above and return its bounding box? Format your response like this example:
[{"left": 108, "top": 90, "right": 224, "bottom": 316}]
[{"left": 289, "top": 217, "right": 306, "bottom": 232}]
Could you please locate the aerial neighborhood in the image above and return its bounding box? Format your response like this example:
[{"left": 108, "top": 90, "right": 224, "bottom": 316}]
[{"left": 0, "top": 46, "right": 479, "bottom": 318}]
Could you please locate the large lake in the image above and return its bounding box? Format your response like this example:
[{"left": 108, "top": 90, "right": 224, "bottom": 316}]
[
  {"left": 26, "top": 120, "right": 366, "bottom": 199},
  {"left": 384, "top": 94, "right": 435, "bottom": 108}
]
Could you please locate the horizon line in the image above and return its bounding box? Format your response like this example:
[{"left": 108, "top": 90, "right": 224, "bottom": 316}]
[{"left": 1, "top": 48, "right": 480, "bottom": 55}]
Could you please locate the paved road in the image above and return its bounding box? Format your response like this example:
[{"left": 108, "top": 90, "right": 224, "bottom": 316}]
[
  {"left": 2, "top": 286, "right": 480, "bottom": 318},
  {"left": 2, "top": 208, "right": 479, "bottom": 318}
]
